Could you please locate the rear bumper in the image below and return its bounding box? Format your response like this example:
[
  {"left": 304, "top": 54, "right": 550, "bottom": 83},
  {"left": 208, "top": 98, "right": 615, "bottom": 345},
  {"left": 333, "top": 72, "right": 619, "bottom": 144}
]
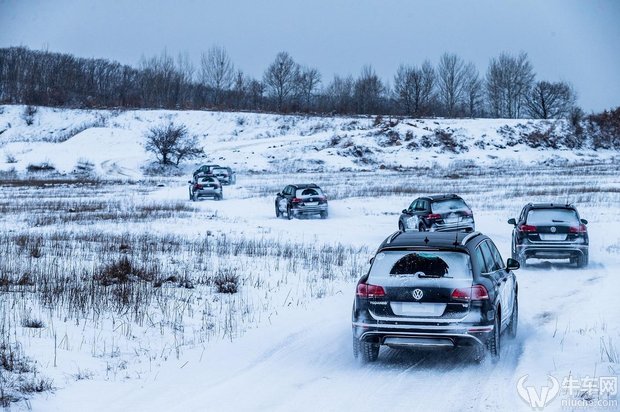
[
  {"left": 430, "top": 221, "right": 475, "bottom": 232},
  {"left": 352, "top": 321, "right": 492, "bottom": 348},
  {"left": 291, "top": 204, "right": 328, "bottom": 215},
  {"left": 517, "top": 242, "right": 588, "bottom": 259},
  {"left": 194, "top": 189, "right": 222, "bottom": 197}
]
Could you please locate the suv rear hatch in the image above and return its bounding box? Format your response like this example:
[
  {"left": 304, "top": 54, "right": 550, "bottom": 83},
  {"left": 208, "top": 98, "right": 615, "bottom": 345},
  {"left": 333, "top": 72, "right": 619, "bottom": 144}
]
[
  {"left": 365, "top": 250, "right": 473, "bottom": 321},
  {"left": 522, "top": 208, "right": 585, "bottom": 242},
  {"left": 430, "top": 199, "right": 473, "bottom": 226}
]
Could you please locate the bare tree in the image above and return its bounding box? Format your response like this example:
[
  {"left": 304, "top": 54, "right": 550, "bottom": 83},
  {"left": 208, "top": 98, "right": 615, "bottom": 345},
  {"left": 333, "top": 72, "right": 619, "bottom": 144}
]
[
  {"left": 462, "top": 62, "right": 483, "bottom": 117},
  {"left": 437, "top": 53, "right": 467, "bottom": 117},
  {"left": 393, "top": 61, "right": 436, "bottom": 116},
  {"left": 526, "top": 80, "right": 576, "bottom": 119},
  {"left": 325, "top": 75, "right": 354, "bottom": 114},
  {"left": 296, "top": 66, "right": 321, "bottom": 112},
  {"left": 200, "top": 46, "right": 234, "bottom": 107},
  {"left": 263, "top": 51, "right": 299, "bottom": 111},
  {"left": 145, "top": 122, "right": 203, "bottom": 166},
  {"left": 486, "top": 52, "right": 535, "bottom": 118},
  {"left": 354, "top": 65, "right": 384, "bottom": 114}
]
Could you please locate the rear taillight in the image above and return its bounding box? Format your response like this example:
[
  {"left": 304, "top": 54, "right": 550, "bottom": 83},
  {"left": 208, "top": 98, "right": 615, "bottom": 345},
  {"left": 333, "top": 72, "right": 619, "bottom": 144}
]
[
  {"left": 451, "top": 285, "right": 489, "bottom": 301},
  {"left": 427, "top": 213, "right": 441, "bottom": 220},
  {"left": 463, "top": 210, "right": 473, "bottom": 216},
  {"left": 213, "top": 184, "right": 220, "bottom": 189},
  {"left": 356, "top": 283, "right": 386, "bottom": 298},
  {"left": 194, "top": 184, "right": 203, "bottom": 190},
  {"left": 569, "top": 224, "right": 587, "bottom": 233},
  {"left": 319, "top": 195, "right": 327, "bottom": 201},
  {"left": 292, "top": 197, "right": 303, "bottom": 203},
  {"left": 518, "top": 224, "right": 537, "bottom": 233}
]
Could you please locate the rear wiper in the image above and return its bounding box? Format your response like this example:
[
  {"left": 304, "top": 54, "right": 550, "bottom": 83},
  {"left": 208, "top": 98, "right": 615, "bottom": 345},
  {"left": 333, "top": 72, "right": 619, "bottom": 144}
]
[
  {"left": 551, "top": 219, "right": 566, "bottom": 223},
  {"left": 417, "top": 274, "right": 453, "bottom": 279}
]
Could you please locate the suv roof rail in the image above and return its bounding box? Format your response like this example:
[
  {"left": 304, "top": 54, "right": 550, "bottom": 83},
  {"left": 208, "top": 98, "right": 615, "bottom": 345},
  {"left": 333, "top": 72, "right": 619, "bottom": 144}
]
[
  {"left": 386, "top": 231, "right": 402, "bottom": 245},
  {"left": 460, "top": 231, "right": 481, "bottom": 245}
]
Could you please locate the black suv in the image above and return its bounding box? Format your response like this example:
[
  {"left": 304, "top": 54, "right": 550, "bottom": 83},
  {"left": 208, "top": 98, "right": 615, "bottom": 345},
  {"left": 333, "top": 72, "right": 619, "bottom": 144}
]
[
  {"left": 398, "top": 194, "right": 475, "bottom": 232},
  {"left": 508, "top": 203, "right": 589, "bottom": 267},
  {"left": 193, "top": 164, "right": 221, "bottom": 177},
  {"left": 352, "top": 231, "right": 519, "bottom": 363},
  {"left": 275, "top": 184, "right": 328, "bottom": 219},
  {"left": 211, "top": 166, "right": 236, "bottom": 185}
]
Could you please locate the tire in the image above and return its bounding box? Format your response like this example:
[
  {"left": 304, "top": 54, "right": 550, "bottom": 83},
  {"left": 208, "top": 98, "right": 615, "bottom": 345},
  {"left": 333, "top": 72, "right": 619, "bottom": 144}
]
[
  {"left": 320, "top": 211, "right": 328, "bottom": 219},
  {"left": 485, "top": 312, "right": 501, "bottom": 362},
  {"left": 419, "top": 223, "right": 426, "bottom": 232},
  {"left": 192, "top": 192, "right": 198, "bottom": 202},
  {"left": 189, "top": 189, "right": 193, "bottom": 201},
  {"left": 286, "top": 205, "right": 293, "bottom": 220},
  {"left": 576, "top": 251, "right": 588, "bottom": 268},
  {"left": 352, "top": 336, "right": 360, "bottom": 359},
  {"left": 507, "top": 297, "right": 518, "bottom": 339},
  {"left": 360, "top": 341, "right": 379, "bottom": 363},
  {"left": 275, "top": 204, "right": 281, "bottom": 218},
  {"left": 216, "top": 194, "right": 223, "bottom": 201}
]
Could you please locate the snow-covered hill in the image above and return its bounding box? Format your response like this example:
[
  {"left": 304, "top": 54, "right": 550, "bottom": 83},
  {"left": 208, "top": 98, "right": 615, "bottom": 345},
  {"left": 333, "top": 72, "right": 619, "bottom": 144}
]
[{"left": 1, "top": 105, "right": 615, "bottom": 179}]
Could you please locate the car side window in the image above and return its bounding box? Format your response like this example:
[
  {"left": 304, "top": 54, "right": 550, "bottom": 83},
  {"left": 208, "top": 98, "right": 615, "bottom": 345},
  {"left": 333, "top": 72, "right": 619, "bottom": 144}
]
[
  {"left": 486, "top": 240, "right": 505, "bottom": 270},
  {"left": 415, "top": 200, "right": 425, "bottom": 211},
  {"left": 479, "top": 241, "right": 499, "bottom": 272},
  {"left": 421, "top": 200, "right": 429, "bottom": 211},
  {"left": 409, "top": 200, "right": 418, "bottom": 211},
  {"left": 474, "top": 245, "right": 488, "bottom": 274}
]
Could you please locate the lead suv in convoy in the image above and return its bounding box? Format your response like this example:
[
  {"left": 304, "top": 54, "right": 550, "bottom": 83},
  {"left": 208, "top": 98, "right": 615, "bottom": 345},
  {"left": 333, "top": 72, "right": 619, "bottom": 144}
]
[
  {"left": 399, "top": 194, "right": 475, "bottom": 232},
  {"left": 212, "top": 166, "right": 236, "bottom": 185},
  {"left": 508, "top": 203, "right": 589, "bottom": 267},
  {"left": 352, "top": 231, "right": 519, "bottom": 363},
  {"left": 275, "top": 184, "right": 328, "bottom": 219}
]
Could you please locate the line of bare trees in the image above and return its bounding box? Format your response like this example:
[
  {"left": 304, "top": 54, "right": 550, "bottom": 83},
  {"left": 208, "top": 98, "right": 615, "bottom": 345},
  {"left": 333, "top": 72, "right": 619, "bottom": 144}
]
[{"left": 0, "top": 46, "right": 579, "bottom": 119}]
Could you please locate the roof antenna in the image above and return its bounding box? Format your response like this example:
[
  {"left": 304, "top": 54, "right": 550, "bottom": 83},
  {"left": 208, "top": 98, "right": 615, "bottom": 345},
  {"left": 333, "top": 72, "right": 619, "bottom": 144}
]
[{"left": 453, "top": 211, "right": 461, "bottom": 246}]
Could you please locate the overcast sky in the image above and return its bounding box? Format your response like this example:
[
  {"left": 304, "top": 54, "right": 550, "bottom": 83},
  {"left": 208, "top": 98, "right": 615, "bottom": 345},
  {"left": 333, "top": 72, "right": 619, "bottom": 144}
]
[{"left": 1, "top": 0, "right": 619, "bottom": 112}]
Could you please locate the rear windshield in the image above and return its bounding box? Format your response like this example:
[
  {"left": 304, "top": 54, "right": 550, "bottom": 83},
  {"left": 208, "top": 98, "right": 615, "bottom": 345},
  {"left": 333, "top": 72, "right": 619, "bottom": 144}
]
[
  {"left": 431, "top": 199, "right": 470, "bottom": 214},
  {"left": 213, "top": 168, "right": 228, "bottom": 175},
  {"left": 369, "top": 251, "right": 472, "bottom": 280},
  {"left": 198, "top": 177, "right": 216, "bottom": 184},
  {"left": 526, "top": 209, "right": 579, "bottom": 226},
  {"left": 296, "top": 187, "right": 324, "bottom": 198}
]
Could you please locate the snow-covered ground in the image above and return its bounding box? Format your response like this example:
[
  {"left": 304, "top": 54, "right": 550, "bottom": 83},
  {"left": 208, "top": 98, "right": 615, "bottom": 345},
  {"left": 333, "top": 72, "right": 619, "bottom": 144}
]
[{"left": 0, "top": 106, "right": 618, "bottom": 411}]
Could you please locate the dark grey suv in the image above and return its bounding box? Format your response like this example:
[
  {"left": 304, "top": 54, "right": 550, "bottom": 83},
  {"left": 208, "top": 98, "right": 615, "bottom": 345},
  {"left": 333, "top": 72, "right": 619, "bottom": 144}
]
[
  {"left": 352, "top": 231, "right": 519, "bottom": 363},
  {"left": 399, "top": 194, "right": 475, "bottom": 233},
  {"left": 508, "top": 203, "right": 589, "bottom": 267}
]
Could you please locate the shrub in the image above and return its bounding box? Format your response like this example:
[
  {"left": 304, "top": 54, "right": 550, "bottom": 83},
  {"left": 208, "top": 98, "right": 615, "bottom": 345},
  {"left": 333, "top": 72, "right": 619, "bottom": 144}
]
[
  {"left": 26, "top": 162, "right": 55, "bottom": 173},
  {"left": 95, "top": 256, "right": 153, "bottom": 286},
  {"left": 22, "top": 105, "right": 37, "bottom": 126},
  {"left": 145, "top": 122, "right": 204, "bottom": 166},
  {"left": 213, "top": 269, "right": 239, "bottom": 294}
]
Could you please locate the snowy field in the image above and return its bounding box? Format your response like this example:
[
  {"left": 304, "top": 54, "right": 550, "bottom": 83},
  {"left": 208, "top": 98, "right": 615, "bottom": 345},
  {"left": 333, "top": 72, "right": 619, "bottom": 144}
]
[{"left": 0, "top": 106, "right": 619, "bottom": 411}]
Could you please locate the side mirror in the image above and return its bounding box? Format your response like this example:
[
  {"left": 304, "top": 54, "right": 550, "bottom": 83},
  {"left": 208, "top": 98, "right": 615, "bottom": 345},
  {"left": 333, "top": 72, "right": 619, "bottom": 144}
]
[
  {"left": 188, "top": 181, "right": 192, "bottom": 184},
  {"left": 402, "top": 209, "right": 409, "bottom": 214},
  {"left": 277, "top": 192, "right": 282, "bottom": 196},
  {"left": 507, "top": 218, "right": 516, "bottom": 225},
  {"left": 580, "top": 219, "right": 588, "bottom": 225},
  {"left": 506, "top": 258, "right": 520, "bottom": 271}
]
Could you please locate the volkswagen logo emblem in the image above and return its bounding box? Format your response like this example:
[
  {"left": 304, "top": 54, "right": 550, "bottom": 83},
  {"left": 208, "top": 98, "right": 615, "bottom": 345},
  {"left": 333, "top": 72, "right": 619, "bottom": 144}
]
[
  {"left": 550, "top": 227, "right": 557, "bottom": 233},
  {"left": 412, "top": 289, "right": 423, "bottom": 300}
]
